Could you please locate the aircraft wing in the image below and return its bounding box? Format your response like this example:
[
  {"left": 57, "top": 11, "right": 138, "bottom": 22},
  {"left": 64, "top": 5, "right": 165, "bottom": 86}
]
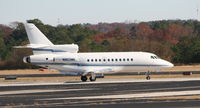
[{"left": 85, "top": 67, "right": 117, "bottom": 73}]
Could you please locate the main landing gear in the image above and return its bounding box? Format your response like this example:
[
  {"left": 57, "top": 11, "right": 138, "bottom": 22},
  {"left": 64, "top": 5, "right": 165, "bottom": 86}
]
[
  {"left": 81, "top": 76, "right": 88, "bottom": 82},
  {"left": 145, "top": 71, "right": 151, "bottom": 80},
  {"left": 81, "top": 72, "right": 96, "bottom": 82},
  {"left": 81, "top": 76, "right": 96, "bottom": 82}
]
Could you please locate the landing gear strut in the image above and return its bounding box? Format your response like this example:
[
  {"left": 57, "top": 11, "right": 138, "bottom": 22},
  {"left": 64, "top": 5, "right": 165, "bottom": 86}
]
[
  {"left": 89, "top": 72, "right": 96, "bottom": 81},
  {"left": 146, "top": 71, "right": 151, "bottom": 80}
]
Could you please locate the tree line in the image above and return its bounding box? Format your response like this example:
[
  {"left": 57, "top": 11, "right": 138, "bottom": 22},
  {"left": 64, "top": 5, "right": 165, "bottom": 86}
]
[{"left": 0, "top": 19, "right": 200, "bottom": 69}]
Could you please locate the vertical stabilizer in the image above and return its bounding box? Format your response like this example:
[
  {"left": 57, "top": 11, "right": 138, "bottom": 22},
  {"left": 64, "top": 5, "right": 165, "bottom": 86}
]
[
  {"left": 24, "top": 23, "right": 53, "bottom": 46},
  {"left": 15, "top": 23, "right": 78, "bottom": 55}
]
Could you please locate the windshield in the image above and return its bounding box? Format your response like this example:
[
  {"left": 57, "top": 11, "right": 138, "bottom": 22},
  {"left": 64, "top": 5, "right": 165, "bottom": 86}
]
[{"left": 151, "top": 55, "right": 160, "bottom": 59}]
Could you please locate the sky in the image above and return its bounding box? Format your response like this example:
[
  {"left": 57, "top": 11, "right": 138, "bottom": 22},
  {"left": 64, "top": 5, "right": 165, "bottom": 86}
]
[{"left": 1, "top": 0, "right": 200, "bottom": 26}]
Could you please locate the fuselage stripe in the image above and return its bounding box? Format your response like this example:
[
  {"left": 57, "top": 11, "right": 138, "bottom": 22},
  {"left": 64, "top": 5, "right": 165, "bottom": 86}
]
[
  {"left": 31, "top": 62, "right": 168, "bottom": 67},
  {"left": 32, "top": 48, "right": 66, "bottom": 52}
]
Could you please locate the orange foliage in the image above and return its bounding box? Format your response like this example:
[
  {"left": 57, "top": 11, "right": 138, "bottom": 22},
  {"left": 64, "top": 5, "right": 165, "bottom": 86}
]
[
  {"left": 91, "top": 28, "right": 128, "bottom": 43},
  {"left": 90, "top": 23, "right": 195, "bottom": 45},
  {"left": 135, "top": 24, "right": 154, "bottom": 40},
  {"left": 164, "top": 24, "right": 194, "bottom": 44},
  {"left": 0, "top": 24, "right": 13, "bottom": 42}
]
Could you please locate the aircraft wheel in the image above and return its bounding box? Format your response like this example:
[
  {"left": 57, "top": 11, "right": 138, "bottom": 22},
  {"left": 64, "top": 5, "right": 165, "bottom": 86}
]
[
  {"left": 90, "top": 76, "right": 96, "bottom": 82},
  {"left": 146, "top": 76, "right": 150, "bottom": 80},
  {"left": 81, "top": 76, "right": 87, "bottom": 82}
]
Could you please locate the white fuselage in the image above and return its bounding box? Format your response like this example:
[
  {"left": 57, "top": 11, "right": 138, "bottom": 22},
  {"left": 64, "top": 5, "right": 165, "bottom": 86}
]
[{"left": 28, "top": 52, "right": 174, "bottom": 75}]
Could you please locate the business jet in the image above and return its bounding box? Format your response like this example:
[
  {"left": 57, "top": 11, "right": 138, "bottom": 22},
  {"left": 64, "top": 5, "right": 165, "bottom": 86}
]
[{"left": 15, "top": 23, "right": 174, "bottom": 82}]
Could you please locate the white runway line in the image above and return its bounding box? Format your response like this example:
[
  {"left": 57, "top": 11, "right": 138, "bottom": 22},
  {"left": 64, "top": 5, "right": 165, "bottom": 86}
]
[
  {"left": 0, "top": 77, "right": 200, "bottom": 87},
  {"left": 115, "top": 86, "right": 200, "bottom": 93},
  {"left": 40, "top": 90, "right": 200, "bottom": 100},
  {"left": 0, "top": 82, "right": 66, "bottom": 87},
  {"left": 0, "top": 89, "right": 89, "bottom": 95}
]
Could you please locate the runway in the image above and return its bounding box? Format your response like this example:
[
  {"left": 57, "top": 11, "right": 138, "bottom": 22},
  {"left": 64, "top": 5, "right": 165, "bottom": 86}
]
[{"left": 0, "top": 78, "right": 200, "bottom": 108}]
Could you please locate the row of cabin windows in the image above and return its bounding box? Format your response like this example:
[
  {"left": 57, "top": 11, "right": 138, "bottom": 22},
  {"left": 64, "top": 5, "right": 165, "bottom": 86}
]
[{"left": 87, "top": 58, "right": 133, "bottom": 62}]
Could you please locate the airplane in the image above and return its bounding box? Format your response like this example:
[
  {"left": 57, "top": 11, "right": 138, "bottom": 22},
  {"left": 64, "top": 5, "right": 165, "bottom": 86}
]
[{"left": 15, "top": 23, "right": 174, "bottom": 82}]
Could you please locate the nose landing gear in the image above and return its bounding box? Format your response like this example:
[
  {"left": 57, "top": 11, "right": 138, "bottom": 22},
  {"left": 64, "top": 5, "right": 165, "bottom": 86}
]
[{"left": 146, "top": 71, "right": 151, "bottom": 80}]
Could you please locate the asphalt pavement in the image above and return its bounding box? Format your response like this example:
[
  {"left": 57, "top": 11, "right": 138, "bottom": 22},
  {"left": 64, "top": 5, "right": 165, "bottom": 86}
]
[{"left": 0, "top": 78, "right": 200, "bottom": 108}]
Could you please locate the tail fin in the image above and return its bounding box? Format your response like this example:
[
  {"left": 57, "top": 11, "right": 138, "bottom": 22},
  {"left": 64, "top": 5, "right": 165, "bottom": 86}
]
[
  {"left": 24, "top": 23, "right": 53, "bottom": 46},
  {"left": 14, "top": 23, "right": 79, "bottom": 55}
]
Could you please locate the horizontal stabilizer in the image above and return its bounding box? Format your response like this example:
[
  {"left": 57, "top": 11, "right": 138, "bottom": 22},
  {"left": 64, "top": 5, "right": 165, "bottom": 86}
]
[{"left": 14, "top": 44, "right": 49, "bottom": 49}]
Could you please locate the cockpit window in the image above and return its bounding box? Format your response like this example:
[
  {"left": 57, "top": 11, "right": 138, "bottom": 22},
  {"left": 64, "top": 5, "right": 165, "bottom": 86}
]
[
  {"left": 155, "top": 56, "right": 160, "bottom": 59},
  {"left": 151, "top": 56, "right": 159, "bottom": 59}
]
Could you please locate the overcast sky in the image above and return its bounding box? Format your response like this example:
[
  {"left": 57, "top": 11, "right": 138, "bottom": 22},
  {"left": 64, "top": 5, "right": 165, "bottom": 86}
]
[{"left": 1, "top": 0, "right": 200, "bottom": 26}]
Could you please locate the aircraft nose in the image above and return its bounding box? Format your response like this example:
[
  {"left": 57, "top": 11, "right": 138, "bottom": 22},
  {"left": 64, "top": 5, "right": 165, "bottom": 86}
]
[
  {"left": 168, "top": 62, "right": 174, "bottom": 68},
  {"left": 163, "top": 60, "right": 174, "bottom": 68},
  {"left": 159, "top": 59, "right": 174, "bottom": 68}
]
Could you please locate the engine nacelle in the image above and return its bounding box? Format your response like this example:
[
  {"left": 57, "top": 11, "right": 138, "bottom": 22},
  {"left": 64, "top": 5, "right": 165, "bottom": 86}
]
[
  {"left": 23, "top": 56, "right": 31, "bottom": 63},
  {"left": 23, "top": 53, "right": 78, "bottom": 64},
  {"left": 23, "top": 54, "right": 55, "bottom": 64}
]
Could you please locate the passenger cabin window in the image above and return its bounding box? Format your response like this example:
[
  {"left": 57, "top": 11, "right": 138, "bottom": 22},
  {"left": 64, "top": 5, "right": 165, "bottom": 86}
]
[{"left": 86, "top": 58, "right": 134, "bottom": 62}]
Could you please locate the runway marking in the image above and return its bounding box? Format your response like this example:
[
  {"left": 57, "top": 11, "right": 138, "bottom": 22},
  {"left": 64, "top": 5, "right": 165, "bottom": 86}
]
[
  {"left": 0, "top": 77, "right": 200, "bottom": 87},
  {"left": 115, "top": 86, "right": 200, "bottom": 93},
  {"left": 0, "top": 89, "right": 89, "bottom": 95},
  {"left": 40, "top": 90, "right": 200, "bottom": 100}
]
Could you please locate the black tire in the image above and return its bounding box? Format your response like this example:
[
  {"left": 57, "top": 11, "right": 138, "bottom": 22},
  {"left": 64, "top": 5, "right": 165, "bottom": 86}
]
[
  {"left": 146, "top": 76, "right": 150, "bottom": 80},
  {"left": 81, "top": 76, "right": 87, "bottom": 82},
  {"left": 89, "top": 77, "right": 96, "bottom": 82}
]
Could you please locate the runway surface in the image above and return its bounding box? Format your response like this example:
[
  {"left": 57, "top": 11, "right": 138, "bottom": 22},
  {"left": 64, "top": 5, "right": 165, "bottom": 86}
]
[
  {"left": 0, "top": 78, "right": 200, "bottom": 108},
  {"left": 1, "top": 71, "right": 200, "bottom": 78}
]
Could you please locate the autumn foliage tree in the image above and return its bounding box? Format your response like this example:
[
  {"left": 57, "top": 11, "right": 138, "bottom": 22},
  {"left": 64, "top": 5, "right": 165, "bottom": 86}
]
[{"left": 0, "top": 19, "right": 200, "bottom": 69}]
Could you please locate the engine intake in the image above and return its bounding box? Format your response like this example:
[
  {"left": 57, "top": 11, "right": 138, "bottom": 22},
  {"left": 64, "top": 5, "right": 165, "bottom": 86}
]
[{"left": 23, "top": 56, "right": 30, "bottom": 63}]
